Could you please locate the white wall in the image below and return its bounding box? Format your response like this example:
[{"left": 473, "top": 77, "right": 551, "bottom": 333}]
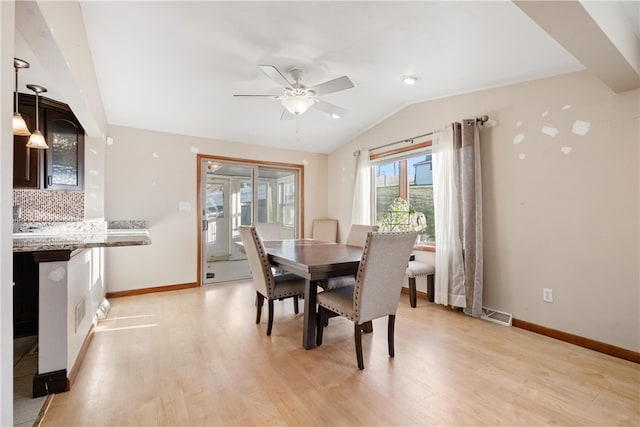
[
  {"left": 67, "top": 248, "right": 104, "bottom": 373},
  {"left": 328, "top": 71, "right": 640, "bottom": 352},
  {"left": 37, "top": 248, "right": 104, "bottom": 376},
  {"left": 0, "top": 2, "right": 15, "bottom": 424},
  {"left": 104, "top": 125, "right": 328, "bottom": 292},
  {"left": 84, "top": 135, "right": 106, "bottom": 221}
]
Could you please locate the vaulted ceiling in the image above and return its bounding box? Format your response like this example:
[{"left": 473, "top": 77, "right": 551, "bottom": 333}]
[{"left": 13, "top": 1, "right": 640, "bottom": 154}]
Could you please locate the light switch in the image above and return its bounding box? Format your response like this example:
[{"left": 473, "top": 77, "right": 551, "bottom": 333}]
[{"left": 179, "top": 202, "right": 191, "bottom": 212}]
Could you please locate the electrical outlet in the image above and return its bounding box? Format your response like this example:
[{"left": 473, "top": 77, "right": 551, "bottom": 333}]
[{"left": 543, "top": 288, "right": 553, "bottom": 303}]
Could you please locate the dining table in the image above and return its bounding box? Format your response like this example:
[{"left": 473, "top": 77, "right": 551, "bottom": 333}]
[{"left": 263, "top": 239, "right": 363, "bottom": 349}]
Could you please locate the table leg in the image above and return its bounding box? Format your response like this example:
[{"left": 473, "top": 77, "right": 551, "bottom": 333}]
[{"left": 302, "top": 278, "right": 317, "bottom": 349}]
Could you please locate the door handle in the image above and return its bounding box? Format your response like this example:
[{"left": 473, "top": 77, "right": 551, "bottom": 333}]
[{"left": 202, "top": 219, "right": 208, "bottom": 231}]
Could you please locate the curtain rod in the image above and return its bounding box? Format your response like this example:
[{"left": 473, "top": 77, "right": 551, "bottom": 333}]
[{"left": 353, "top": 115, "right": 489, "bottom": 156}]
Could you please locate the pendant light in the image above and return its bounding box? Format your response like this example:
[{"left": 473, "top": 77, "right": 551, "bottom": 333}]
[
  {"left": 13, "top": 58, "right": 31, "bottom": 136},
  {"left": 26, "top": 84, "right": 49, "bottom": 149}
]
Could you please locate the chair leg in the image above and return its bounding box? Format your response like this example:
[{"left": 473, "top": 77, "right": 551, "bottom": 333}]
[
  {"left": 293, "top": 295, "right": 299, "bottom": 314},
  {"left": 427, "top": 274, "right": 435, "bottom": 303},
  {"left": 354, "top": 323, "right": 364, "bottom": 369},
  {"left": 361, "top": 321, "right": 373, "bottom": 333},
  {"left": 266, "top": 300, "right": 274, "bottom": 336},
  {"left": 256, "top": 292, "right": 264, "bottom": 324},
  {"left": 409, "top": 277, "right": 417, "bottom": 308},
  {"left": 316, "top": 306, "right": 326, "bottom": 346},
  {"left": 321, "top": 308, "right": 339, "bottom": 327},
  {"left": 388, "top": 315, "right": 396, "bottom": 357}
]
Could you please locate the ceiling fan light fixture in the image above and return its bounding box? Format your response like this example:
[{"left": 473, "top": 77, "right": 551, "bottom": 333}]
[
  {"left": 282, "top": 96, "right": 316, "bottom": 115},
  {"left": 402, "top": 76, "right": 419, "bottom": 85}
]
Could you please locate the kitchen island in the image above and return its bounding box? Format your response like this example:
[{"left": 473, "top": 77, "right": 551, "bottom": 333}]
[{"left": 12, "top": 221, "right": 150, "bottom": 396}]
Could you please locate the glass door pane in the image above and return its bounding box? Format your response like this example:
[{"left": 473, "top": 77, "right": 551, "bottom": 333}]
[
  {"left": 200, "top": 159, "right": 301, "bottom": 285},
  {"left": 201, "top": 161, "right": 253, "bottom": 284},
  {"left": 257, "top": 167, "right": 298, "bottom": 239}
]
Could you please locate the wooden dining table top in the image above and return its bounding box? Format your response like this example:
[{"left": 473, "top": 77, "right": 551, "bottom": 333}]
[{"left": 262, "top": 239, "right": 363, "bottom": 281}]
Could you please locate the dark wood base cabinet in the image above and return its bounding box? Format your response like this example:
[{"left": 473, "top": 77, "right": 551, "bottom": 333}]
[{"left": 13, "top": 252, "right": 39, "bottom": 338}]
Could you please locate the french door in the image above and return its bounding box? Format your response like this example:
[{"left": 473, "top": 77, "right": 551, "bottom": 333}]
[{"left": 198, "top": 156, "right": 302, "bottom": 284}]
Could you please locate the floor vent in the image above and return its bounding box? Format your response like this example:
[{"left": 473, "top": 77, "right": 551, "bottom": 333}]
[
  {"left": 97, "top": 298, "right": 111, "bottom": 320},
  {"left": 74, "top": 297, "right": 86, "bottom": 332},
  {"left": 481, "top": 307, "right": 512, "bottom": 327}
]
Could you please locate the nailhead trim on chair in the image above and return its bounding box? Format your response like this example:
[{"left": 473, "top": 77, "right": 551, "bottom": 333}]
[
  {"left": 319, "top": 300, "right": 356, "bottom": 322},
  {"left": 249, "top": 227, "right": 303, "bottom": 299},
  {"left": 405, "top": 260, "right": 435, "bottom": 306}
]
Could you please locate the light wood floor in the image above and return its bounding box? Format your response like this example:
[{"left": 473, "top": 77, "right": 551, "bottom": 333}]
[{"left": 42, "top": 280, "right": 639, "bottom": 426}]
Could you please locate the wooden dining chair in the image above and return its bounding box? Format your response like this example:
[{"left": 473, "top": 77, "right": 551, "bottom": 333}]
[
  {"left": 316, "top": 231, "right": 417, "bottom": 369},
  {"left": 239, "top": 226, "right": 305, "bottom": 336}
]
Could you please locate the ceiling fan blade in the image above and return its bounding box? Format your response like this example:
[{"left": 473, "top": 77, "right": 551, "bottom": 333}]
[
  {"left": 259, "top": 65, "right": 292, "bottom": 88},
  {"left": 233, "top": 94, "right": 281, "bottom": 99},
  {"left": 280, "top": 109, "right": 295, "bottom": 121},
  {"left": 309, "top": 76, "right": 354, "bottom": 96},
  {"left": 314, "top": 100, "right": 348, "bottom": 118}
]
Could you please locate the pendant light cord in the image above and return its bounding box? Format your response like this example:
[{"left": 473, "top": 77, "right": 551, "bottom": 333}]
[
  {"left": 14, "top": 67, "right": 19, "bottom": 113},
  {"left": 34, "top": 92, "right": 39, "bottom": 127}
]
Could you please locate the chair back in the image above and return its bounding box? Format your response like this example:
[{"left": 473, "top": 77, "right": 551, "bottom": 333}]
[
  {"left": 346, "top": 224, "right": 379, "bottom": 247},
  {"left": 354, "top": 231, "right": 417, "bottom": 323},
  {"left": 254, "top": 222, "right": 282, "bottom": 241},
  {"left": 239, "top": 226, "right": 274, "bottom": 298},
  {"left": 312, "top": 219, "right": 338, "bottom": 243}
]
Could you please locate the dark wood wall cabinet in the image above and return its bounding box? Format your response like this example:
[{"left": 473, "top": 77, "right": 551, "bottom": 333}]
[{"left": 13, "top": 93, "right": 85, "bottom": 191}]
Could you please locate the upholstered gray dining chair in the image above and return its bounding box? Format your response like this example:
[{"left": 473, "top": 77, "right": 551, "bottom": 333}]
[
  {"left": 254, "top": 222, "right": 288, "bottom": 275},
  {"left": 311, "top": 218, "right": 339, "bottom": 243},
  {"left": 239, "top": 226, "right": 305, "bottom": 336},
  {"left": 345, "top": 224, "right": 380, "bottom": 247},
  {"left": 254, "top": 222, "right": 282, "bottom": 241},
  {"left": 316, "top": 231, "right": 417, "bottom": 369},
  {"left": 321, "top": 224, "right": 379, "bottom": 290}
]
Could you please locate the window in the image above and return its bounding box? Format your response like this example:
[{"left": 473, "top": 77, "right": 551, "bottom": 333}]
[
  {"left": 372, "top": 149, "right": 435, "bottom": 247},
  {"left": 278, "top": 179, "right": 296, "bottom": 227}
]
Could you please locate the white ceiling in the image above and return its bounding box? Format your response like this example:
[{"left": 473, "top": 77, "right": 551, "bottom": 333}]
[{"left": 13, "top": 1, "right": 639, "bottom": 154}]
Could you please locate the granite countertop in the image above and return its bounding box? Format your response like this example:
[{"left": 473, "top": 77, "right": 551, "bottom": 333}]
[{"left": 12, "top": 220, "right": 151, "bottom": 253}]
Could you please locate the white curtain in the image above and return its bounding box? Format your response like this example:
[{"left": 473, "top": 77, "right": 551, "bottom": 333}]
[
  {"left": 432, "top": 125, "right": 466, "bottom": 308},
  {"left": 352, "top": 149, "right": 371, "bottom": 225},
  {"left": 432, "top": 120, "right": 483, "bottom": 316}
]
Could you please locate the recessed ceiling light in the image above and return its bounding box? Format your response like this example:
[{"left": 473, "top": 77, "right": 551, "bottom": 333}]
[
  {"left": 402, "top": 76, "right": 419, "bottom": 85},
  {"left": 331, "top": 113, "right": 341, "bottom": 119}
]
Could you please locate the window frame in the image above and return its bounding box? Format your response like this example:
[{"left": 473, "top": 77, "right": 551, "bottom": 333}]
[{"left": 370, "top": 141, "right": 436, "bottom": 252}]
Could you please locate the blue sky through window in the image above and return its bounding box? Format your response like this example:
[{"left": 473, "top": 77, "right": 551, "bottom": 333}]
[{"left": 375, "top": 155, "right": 431, "bottom": 177}]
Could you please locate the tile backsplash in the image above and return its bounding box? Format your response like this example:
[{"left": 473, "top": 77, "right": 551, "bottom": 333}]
[{"left": 13, "top": 189, "right": 84, "bottom": 222}]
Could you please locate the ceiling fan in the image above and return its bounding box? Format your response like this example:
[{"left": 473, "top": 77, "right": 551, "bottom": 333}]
[{"left": 234, "top": 65, "right": 354, "bottom": 119}]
